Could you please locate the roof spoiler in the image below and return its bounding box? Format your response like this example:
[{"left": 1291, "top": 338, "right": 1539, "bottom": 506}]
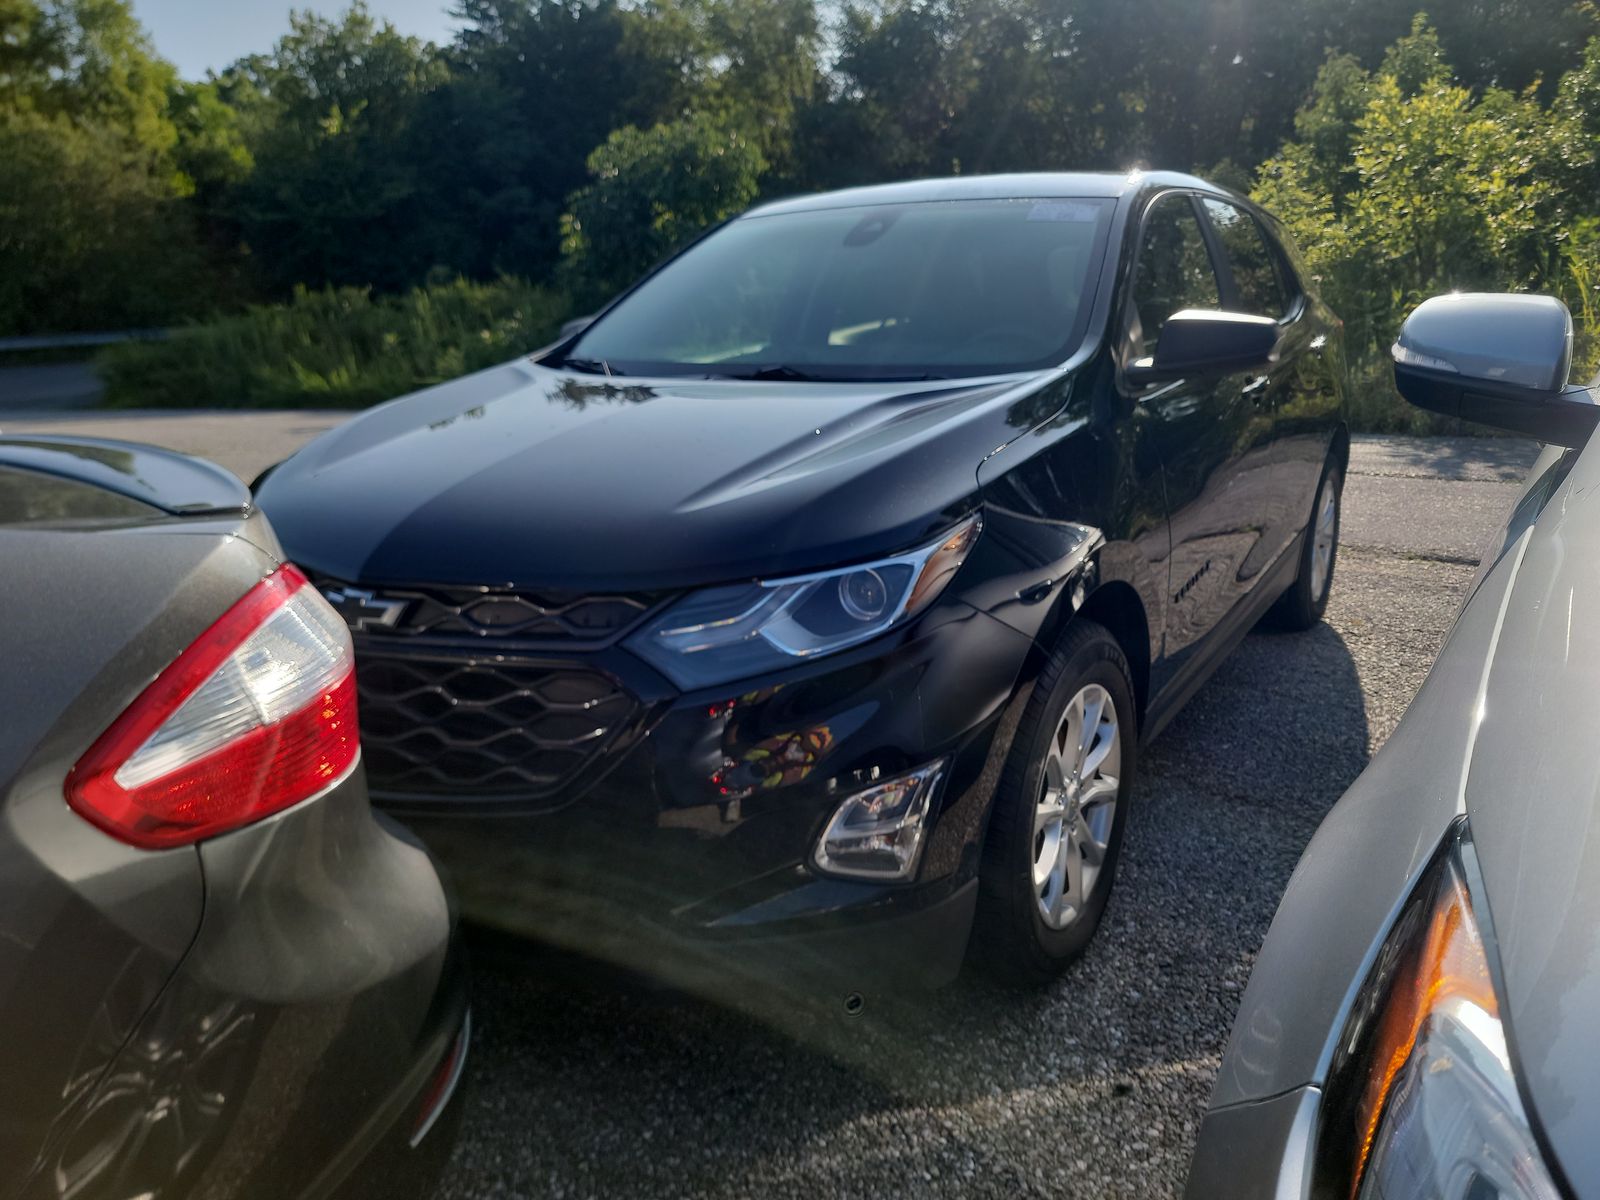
[{"left": 0, "top": 436, "right": 250, "bottom": 515}]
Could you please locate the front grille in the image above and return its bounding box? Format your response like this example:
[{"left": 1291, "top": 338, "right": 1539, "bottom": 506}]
[
  {"left": 354, "top": 651, "right": 640, "bottom": 801},
  {"left": 313, "top": 576, "right": 658, "bottom": 647}
]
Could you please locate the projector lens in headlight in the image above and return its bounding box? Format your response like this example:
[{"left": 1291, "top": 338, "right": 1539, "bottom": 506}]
[
  {"left": 838, "top": 568, "right": 890, "bottom": 621},
  {"left": 626, "top": 514, "right": 982, "bottom": 689}
]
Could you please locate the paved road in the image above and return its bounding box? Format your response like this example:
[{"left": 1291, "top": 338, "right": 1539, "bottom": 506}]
[
  {"left": 0, "top": 408, "right": 1540, "bottom": 1197},
  {"left": 0, "top": 364, "right": 105, "bottom": 410}
]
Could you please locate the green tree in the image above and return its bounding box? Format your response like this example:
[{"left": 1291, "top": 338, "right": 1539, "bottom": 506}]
[
  {"left": 668, "top": 0, "right": 822, "bottom": 180},
  {"left": 1254, "top": 16, "right": 1596, "bottom": 425},
  {"left": 0, "top": 110, "right": 204, "bottom": 333},
  {"left": 0, "top": 0, "right": 211, "bottom": 333},
  {"left": 1427, "top": 0, "right": 1595, "bottom": 97},
  {"left": 225, "top": 4, "right": 450, "bottom": 294},
  {"left": 559, "top": 114, "right": 764, "bottom": 303},
  {"left": 2, "top": 0, "right": 178, "bottom": 150},
  {"left": 434, "top": 0, "right": 694, "bottom": 282},
  {"left": 814, "top": 0, "right": 1080, "bottom": 184}
]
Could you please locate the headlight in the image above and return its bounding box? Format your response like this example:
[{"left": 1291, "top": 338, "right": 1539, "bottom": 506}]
[
  {"left": 1316, "top": 823, "right": 1560, "bottom": 1200},
  {"left": 626, "top": 514, "right": 982, "bottom": 689}
]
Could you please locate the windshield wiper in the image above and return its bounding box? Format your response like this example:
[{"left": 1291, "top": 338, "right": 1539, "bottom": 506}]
[
  {"left": 559, "top": 356, "right": 623, "bottom": 378},
  {"left": 715, "top": 364, "right": 825, "bottom": 382},
  {"left": 710, "top": 365, "right": 951, "bottom": 383}
]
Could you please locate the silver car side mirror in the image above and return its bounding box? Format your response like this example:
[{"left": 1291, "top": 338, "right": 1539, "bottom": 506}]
[{"left": 1393, "top": 293, "right": 1600, "bottom": 447}]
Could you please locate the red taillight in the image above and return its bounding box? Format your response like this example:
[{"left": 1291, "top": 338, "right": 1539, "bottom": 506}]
[{"left": 66, "top": 564, "right": 359, "bottom": 849}]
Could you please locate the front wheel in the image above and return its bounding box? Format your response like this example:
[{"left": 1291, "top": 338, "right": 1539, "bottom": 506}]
[{"left": 973, "top": 621, "right": 1137, "bottom": 985}]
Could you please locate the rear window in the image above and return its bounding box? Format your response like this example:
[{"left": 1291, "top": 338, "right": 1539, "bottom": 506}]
[
  {"left": 0, "top": 467, "right": 158, "bottom": 525},
  {"left": 561, "top": 197, "right": 1116, "bottom": 381}
]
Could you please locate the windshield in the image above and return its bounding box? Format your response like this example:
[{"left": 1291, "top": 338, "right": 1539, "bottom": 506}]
[{"left": 559, "top": 197, "right": 1115, "bottom": 381}]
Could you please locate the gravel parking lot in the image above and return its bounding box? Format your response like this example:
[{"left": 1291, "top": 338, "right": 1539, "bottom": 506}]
[{"left": 0, "top": 404, "right": 1539, "bottom": 1197}]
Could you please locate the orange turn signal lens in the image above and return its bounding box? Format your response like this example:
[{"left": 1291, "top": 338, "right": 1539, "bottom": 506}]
[
  {"left": 1319, "top": 829, "right": 1560, "bottom": 1200},
  {"left": 1349, "top": 866, "right": 1500, "bottom": 1194}
]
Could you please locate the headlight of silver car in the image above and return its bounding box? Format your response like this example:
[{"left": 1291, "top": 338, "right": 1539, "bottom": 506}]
[
  {"left": 626, "top": 514, "right": 982, "bottom": 689},
  {"left": 1316, "top": 823, "right": 1561, "bottom": 1200}
]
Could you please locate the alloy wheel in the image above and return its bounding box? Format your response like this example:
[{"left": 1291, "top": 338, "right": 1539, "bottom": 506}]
[{"left": 1032, "top": 683, "right": 1121, "bottom": 930}]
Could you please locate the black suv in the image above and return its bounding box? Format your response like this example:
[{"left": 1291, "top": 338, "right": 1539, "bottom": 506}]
[{"left": 256, "top": 171, "right": 1347, "bottom": 997}]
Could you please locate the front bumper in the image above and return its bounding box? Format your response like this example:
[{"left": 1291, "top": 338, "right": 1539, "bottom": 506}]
[
  {"left": 388, "top": 601, "right": 1038, "bottom": 995},
  {"left": 1185, "top": 1087, "right": 1320, "bottom": 1200}
]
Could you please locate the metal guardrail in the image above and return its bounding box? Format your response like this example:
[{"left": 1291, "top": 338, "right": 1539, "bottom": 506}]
[{"left": 0, "top": 329, "right": 172, "bottom": 353}]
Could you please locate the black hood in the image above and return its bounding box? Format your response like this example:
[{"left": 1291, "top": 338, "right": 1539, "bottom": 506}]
[{"left": 256, "top": 358, "right": 1057, "bottom": 591}]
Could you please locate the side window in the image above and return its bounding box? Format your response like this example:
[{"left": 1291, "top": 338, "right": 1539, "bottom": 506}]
[
  {"left": 1130, "top": 195, "right": 1221, "bottom": 359},
  {"left": 1267, "top": 221, "right": 1309, "bottom": 301},
  {"left": 1201, "top": 198, "right": 1291, "bottom": 319}
]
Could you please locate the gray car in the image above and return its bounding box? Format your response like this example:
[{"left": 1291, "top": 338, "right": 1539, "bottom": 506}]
[
  {"left": 0, "top": 436, "right": 467, "bottom": 1199},
  {"left": 1186, "top": 293, "right": 1600, "bottom": 1199}
]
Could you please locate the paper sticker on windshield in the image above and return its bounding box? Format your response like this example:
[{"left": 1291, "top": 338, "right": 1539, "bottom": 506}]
[{"left": 1027, "top": 201, "right": 1100, "bottom": 223}]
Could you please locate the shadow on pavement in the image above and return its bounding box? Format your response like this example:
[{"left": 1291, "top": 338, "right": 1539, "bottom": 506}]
[{"left": 1351, "top": 433, "right": 1538, "bottom": 482}]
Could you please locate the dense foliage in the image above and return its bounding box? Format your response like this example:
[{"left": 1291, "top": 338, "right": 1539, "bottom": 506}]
[
  {"left": 1256, "top": 17, "right": 1600, "bottom": 428},
  {"left": 7, "top": 0, "right": 1600, "bottom": 417},
  {"left": 98, "top": 279, "right": 567, "bottom": 407}
]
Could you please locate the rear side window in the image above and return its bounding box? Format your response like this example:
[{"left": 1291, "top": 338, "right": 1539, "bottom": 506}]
[
  {"left": 1129, "top": 194, "right": 1221, "bottom": 359},
  {"left": 1202, "top": 199, "right": 1291, "bottom": 319},
  {"left": 1267, "top": 219, "right": 1311, "bottom": 297}
]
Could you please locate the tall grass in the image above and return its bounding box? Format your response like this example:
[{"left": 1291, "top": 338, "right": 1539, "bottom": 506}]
[{"left": 98, "top": 279, "right": 571, "bottom": 409}]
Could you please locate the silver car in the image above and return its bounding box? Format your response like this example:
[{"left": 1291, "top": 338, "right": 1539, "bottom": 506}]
[{"left": 1187, "top": 293, "right": 1600, "bottom": 1199}]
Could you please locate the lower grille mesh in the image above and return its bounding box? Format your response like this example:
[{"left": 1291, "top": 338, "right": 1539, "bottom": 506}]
[{"left": 354, "top": 652, "right": 639, "bottom": 800}]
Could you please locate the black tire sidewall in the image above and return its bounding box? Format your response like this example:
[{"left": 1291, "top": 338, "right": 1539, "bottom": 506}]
[
  {"left": 1300, "top": 461, "right": 1342, "bottom": 621},
  {"left": 1270, "top": 456, "right": 1343, "bottom": 630},
  {"left": 979, "top": 623, "right": 1138, "bottom": 979}
]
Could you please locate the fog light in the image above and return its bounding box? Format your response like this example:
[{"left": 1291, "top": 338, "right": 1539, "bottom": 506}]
[{"left": 812, "top": 761, "right": 947, "bottom": 881}]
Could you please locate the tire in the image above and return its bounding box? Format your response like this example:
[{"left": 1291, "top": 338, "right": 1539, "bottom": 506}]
[
  {"left": 1267, "top": 456, "right": 1343, "bottom": 631},
  {"left": 973, "top": 620, "right": 1138, "bottom": 985}
]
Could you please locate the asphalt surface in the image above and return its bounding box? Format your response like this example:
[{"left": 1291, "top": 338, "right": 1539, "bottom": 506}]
[
  {"left": 0, "top": 364, "right": 104, "bottom": 410},
  {"left": 0, "top": 406, "right": 1540, "bottom": 1197}
]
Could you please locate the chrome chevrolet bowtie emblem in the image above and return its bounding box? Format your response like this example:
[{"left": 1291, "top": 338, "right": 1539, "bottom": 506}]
[{"left": 321, "top": 586, "right": 409, "bottom": 632}]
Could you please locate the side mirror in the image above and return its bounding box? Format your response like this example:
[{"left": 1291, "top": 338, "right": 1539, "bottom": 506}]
[
  {"left": 1393, "top": 293, "right": 1599, "bottom": 447},
  {"left": 1126, "top": 310, "right": 1279, "bottom": 385},
  {"left": 560, "top": 315, "right": 596, "bottom": 339}
]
